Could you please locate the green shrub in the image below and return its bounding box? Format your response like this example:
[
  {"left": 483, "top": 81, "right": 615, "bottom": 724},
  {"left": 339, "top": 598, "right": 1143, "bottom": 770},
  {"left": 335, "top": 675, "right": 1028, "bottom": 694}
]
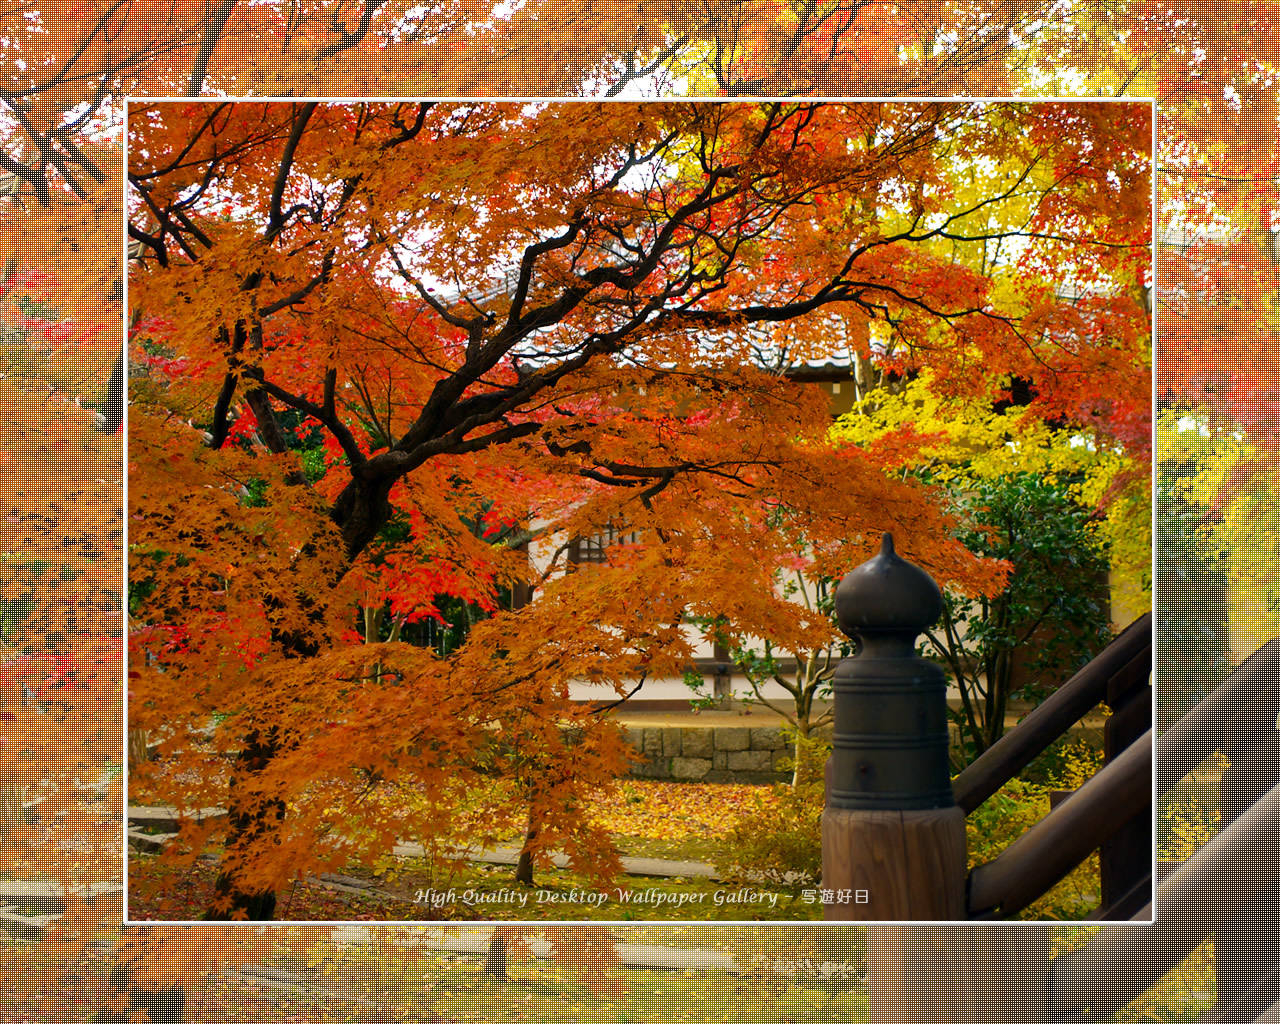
[
  {"left": 712, "top": 729, "right": 832, "bottom": 892},
  {"left": 1024, "top": 735, "right": 1105, "bottom": 789},
  {"left": 776, "top": 725, "right": 831, "bottom": 790},
  {"left": 712, "top": 780, "right": 824, "bottom": 894},
  {"left": 924, "top": 472, "right": 1113, "bottom": 769}
]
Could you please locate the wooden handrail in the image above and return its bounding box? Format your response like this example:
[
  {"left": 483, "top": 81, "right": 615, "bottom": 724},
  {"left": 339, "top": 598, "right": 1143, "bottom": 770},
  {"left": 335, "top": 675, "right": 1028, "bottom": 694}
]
[
  {"left": 1247, "top": 988, "right": 1280, "bottom": 1024},
  {"left": 1049, "top": 777, "right": 1280, "bottom": 1020},
  {"left": 966, "top": 728, "right": 1151, "bottom": 919},
  {"left": 1158, "top": 636, "right": 1280, "bottom": 797},
  {"left": 1202, "top": 968, "right": 1280, "bottom": 1024},
  {"left": 952, "top": 612, "right": 1151, "bottom": 814}
]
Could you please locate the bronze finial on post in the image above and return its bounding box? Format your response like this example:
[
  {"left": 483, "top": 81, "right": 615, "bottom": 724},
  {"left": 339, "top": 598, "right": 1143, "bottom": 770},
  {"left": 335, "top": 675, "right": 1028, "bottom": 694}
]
[{"left": 821, "top": 531, "right": 968, "bottom": 920}]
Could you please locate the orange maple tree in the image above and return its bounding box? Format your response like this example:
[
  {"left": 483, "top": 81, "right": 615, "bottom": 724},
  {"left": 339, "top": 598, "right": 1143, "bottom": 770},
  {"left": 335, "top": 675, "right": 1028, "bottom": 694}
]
[
  {"left": 0, "top": 373, "right": 123, "bottom": 1000},
  {"left": 1, "top": 0, "right": 1099, "bottom": 100},
  {"left": 0, "top": 70, "right": 127, "bottom": 990},
  {"left": 123, "top": 99, "right": 1150, "bottom": 921},
  {"left": 0, "top": 2, "right": 1265, "bottom": 1019}
]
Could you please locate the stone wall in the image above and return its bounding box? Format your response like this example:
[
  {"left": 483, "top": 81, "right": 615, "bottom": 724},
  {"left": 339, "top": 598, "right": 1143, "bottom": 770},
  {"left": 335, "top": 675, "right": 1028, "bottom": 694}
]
[{"left": 620, "top": 725, "right": 818, "bottom": 784}]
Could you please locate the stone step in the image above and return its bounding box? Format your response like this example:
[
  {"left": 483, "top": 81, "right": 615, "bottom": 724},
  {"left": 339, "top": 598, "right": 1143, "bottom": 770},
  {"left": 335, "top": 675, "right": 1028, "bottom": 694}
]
[
  {"left": 127, "top": 828, "right": 170, "bottom": 852},
  {"left": 0, "top": 908, "right": 58, "bottom": 942},
  {"left": 390, "top": 841, "right": 718, "bottom": 879},
  {"left": 0, "top": 880, "right": 121, "bottom": 914},
  {"left": 127, "top": 805, "right": 228, "bottom": 832}
]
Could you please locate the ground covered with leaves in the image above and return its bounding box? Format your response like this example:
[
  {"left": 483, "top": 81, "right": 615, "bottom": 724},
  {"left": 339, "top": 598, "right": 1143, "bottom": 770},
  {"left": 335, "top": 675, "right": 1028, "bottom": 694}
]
[
  {"left": 128, "top": 753, "right": 1189, "bottom": 924},
  {"left": 129, "top": 781, "right": 818, "bottom": 923},
  {"left": 129, "top": 853, "right": 824, "bottom": 924},
  {"left": 129, "top": 736, "right": 1214, "bottom": 925},
  {"left": 2, "top": 931, "right": 1220, "bottom": 1024}
]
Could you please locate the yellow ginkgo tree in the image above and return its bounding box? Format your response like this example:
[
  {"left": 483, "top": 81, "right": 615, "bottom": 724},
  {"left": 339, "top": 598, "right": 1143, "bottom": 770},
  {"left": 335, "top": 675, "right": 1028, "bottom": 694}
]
[{"left": 832, "top": 370, "right": 1150, "bottom": 764}]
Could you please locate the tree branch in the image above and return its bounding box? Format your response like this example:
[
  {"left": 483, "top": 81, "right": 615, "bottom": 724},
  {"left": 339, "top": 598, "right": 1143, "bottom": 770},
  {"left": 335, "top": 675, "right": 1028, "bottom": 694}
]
[
  {"left": 207, "top": 372, "right": 238, "bottom": 449},
  {"left": 187, "top": 0, "right": 240, "bottom": 96},
  {"left": 266, "top": 104, "right": 320, "bottom": 241},
  {"left": 239, "top": 367, "right": 366, "bottom": 469},
  {"left": 317, "top": 0, "right": 391, "bottom": 58}
]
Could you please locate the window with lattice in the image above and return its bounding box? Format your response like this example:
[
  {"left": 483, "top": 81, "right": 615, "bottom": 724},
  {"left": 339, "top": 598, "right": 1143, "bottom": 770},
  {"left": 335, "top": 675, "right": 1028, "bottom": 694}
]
[{"left": 568, "top": 523, "right": 643, "bottom": 564}]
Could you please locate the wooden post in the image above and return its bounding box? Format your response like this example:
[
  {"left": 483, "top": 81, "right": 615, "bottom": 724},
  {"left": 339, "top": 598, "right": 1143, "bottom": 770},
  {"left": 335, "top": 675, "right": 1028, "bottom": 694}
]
[
  {"left": 822, "top": 533, "right": 967, "bottom": 921},
  {"left": 822, "top": 807, "right": 966, "bottom": 919},
  {"left": 867, "top": 926, "right": 1050, "bottom": 1024}
]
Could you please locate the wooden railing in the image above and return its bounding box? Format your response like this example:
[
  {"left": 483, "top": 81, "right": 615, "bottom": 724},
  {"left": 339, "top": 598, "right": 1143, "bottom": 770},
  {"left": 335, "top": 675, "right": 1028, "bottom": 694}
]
[
  {"left": 952, "top": 613, "right": 1152, "bottom": 814},
  {"left": 1049, "top": 777, "right": 1280, "bottom": 1022},
  {"left": 953, "top": 611, "right": 1153, "bottom": 920},
  {"left": 864, "top": 632, "right": 1280, "bottom": 1024},
  {"left": 966, "top": 728, "right": 1150, "bottom": 920},
  {"left": 1158, "top": 636, "right": 1280, "bottom": 798},
  {"left": 1046, "top": 636, "right": 1280, "bottom": 1023}
]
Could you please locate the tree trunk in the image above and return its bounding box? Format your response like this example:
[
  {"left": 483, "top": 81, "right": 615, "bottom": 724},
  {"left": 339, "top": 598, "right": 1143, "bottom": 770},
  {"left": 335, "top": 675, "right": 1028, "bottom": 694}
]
[
  {"left": 128, "top": 728, "right": 149, "bottom": 769},
  {"left": 203, "top": 728, "right": 285, "bottom": 921},
  {"left": 201, "top": 576, "right": 329, "bottom": 921},
  {"left": 0, "top": 783, "right": 23, "bottom": 829},
  {"left": 515, "top": 811, "right": 537, "bottom": 886},
  {"left": 484, "top": 931, "right": 508, "bottom": 979},
  {"left": 790, "top": 719, "right": 823, "bottom": 789},
  {"left": 984, "top": 647, "right": 1013, "bottom": 751},
  {"left": 97, "top": 964, "right": 185, "bottom": 1024}
]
